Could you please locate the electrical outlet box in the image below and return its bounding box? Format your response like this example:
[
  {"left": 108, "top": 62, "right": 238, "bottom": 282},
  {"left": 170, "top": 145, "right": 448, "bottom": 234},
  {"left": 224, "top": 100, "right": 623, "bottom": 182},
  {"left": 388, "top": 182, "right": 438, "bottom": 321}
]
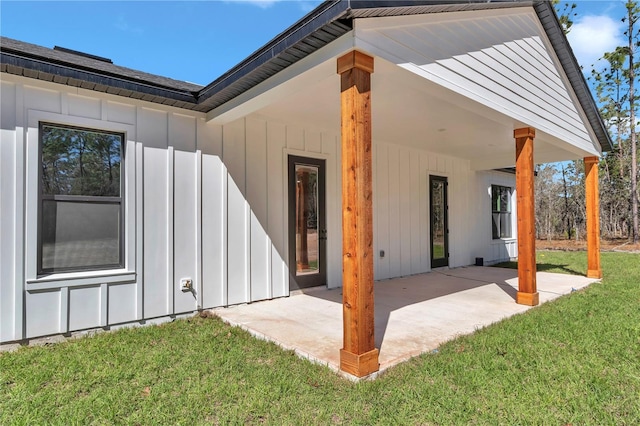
[{"left": 180, "top": 278, "right": 192, "bottom": 292}]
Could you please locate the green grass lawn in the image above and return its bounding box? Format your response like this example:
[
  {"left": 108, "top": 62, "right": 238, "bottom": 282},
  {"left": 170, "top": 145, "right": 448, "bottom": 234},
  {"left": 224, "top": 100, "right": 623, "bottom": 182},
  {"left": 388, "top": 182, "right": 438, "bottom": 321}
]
[{"left": 2, "top": 251, "right": 639, "bottom": 424}]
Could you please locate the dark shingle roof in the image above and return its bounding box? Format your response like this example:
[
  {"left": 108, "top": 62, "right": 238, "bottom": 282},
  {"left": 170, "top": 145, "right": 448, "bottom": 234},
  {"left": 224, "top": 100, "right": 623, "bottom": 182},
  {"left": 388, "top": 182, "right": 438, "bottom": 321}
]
[
  {"left": 0, "top": 0, "right": 612, "bottom": 151},
  {"left": 0, "top": 36, "right": 201, "bottom": 109}
]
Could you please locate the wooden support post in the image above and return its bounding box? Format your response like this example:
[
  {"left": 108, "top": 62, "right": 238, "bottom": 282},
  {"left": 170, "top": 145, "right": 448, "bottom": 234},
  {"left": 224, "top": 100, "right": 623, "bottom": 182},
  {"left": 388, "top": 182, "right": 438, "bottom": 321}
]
[
  {"left": 337, "top": 50, "right": 379, "bottom": 377},
  {"left": 584, "top": 156, "right": 602, "bottom": 279},
  {"left": 514, "top": 128, "right": 539, "bottom": 306}
]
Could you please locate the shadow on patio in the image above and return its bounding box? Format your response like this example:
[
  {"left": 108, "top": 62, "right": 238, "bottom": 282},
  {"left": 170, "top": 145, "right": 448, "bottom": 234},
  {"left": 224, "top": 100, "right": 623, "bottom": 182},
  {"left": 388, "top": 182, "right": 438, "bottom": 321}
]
[{"left": 213, "top": 266, "right": 598, "bottom": 377}]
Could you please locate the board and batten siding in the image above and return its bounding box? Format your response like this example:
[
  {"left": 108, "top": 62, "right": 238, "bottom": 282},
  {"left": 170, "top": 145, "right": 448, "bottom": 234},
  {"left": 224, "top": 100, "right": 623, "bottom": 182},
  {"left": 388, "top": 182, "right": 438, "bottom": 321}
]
[
  {"left": 0, "top": 76, "right": 220, "bottom": 342},
  {"left": 471, "top": 170, "right": 519, "bottom": 264},
  {"left": 0, "top": 75, "right": 346, "bottom": 343},
  {"left": 1, "top": 74, "right": 515, "bottom": 343},
  {"left": 372, "top": 141, "right": 515, "bottom": 281},
  {"left": 354, "top": 8, "right": 597, "bottom": 157},
  {"left": 221, "top": 115, "right": 343, "bottom": 297}
]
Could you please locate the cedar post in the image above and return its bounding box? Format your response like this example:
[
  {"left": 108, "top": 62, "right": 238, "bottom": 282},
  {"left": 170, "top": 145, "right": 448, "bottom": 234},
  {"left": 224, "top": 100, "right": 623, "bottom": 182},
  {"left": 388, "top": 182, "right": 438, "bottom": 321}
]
[
  {"left": 337, "top": 50, "right": 379, "bottom": 377},
  {"left": 584, "top": 156, "right": 602, "bottom": 278},
  {"left": 514, "top": 128, "right": 539, "bottom": 306}
]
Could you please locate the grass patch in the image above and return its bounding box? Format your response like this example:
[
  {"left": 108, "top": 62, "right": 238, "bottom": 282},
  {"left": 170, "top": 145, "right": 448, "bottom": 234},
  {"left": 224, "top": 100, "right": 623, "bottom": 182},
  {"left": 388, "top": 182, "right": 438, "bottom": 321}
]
[{"left": 2, "top": 251, "right": 639, "bottom": 424}]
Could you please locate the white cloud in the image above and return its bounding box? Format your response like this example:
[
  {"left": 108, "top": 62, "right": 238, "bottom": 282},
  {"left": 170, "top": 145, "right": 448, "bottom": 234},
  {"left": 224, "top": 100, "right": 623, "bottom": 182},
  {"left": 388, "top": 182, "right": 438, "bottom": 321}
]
[
  {"left": 115, "top": 16, "right": 143, "bottom": 34},
  {"left": 236, "top": 0, "right": 277, "bottom": 9},
  {"left": 225, "top": 0, "right": 321, "bottom": 10},
  {"left": 567, "top": 14, "right": 624, "bottom": 71}
]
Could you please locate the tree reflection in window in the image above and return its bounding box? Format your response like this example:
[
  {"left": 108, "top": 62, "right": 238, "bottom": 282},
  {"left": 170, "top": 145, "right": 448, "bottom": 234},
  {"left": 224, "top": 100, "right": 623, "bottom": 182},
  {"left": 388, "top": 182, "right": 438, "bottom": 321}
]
[
  {"left": 41, "top": 125, "right": 121, "bottom": 197},
  {"left": 39, "top": 123, "right": 124, "bottom": 274}
]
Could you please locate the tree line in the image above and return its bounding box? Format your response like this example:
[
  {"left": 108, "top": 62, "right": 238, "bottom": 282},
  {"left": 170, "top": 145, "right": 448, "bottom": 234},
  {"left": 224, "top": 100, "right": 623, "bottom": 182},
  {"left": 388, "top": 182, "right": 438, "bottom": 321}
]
[{"left": 538, "top": 2, "right": 640, "bottom": 243}]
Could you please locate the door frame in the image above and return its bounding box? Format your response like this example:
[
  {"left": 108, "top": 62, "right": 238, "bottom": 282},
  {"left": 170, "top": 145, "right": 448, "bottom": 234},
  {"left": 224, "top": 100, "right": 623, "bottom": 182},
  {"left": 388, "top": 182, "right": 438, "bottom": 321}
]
[
  {"left": 288, "top": 155, "right": 327, "bottom": 290},
  {"left": 429, "top": 174, "right": 449, "bottom": 268}
]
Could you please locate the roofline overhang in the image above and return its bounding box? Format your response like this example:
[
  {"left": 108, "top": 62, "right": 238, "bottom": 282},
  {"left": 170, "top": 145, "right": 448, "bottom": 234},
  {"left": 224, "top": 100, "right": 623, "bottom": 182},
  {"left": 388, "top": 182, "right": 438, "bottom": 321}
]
[
  {"left": 0, "top": 0, "right": 613, "bottom": 152},
  {"left": 531, "top": 0, "right": 613, "bottom": 152},
  {"left": 1, "top": 52, "right": 201, "bottom": 108},
  {"left": 197, "top": 0, "right": 350, "bottom": 100}
]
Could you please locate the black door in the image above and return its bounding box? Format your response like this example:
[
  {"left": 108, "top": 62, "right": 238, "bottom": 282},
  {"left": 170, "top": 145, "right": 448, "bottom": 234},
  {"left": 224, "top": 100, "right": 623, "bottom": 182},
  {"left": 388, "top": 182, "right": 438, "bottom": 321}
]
[
  {"left": 430, "top": 175, "right": 449, "bottom": 268},
  {"left": 288, "top": 156, "right": 326, "bottom": 289}
]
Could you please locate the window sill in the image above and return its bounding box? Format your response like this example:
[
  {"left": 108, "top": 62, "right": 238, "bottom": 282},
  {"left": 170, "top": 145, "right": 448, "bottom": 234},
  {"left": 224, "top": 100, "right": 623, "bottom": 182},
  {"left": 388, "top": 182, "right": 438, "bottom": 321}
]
[
  {"left": 491, "top": 238, "right": 516, "bottom": 244},
  {"left": 27, "top": 269, "right": 136, "bottom": 290}
]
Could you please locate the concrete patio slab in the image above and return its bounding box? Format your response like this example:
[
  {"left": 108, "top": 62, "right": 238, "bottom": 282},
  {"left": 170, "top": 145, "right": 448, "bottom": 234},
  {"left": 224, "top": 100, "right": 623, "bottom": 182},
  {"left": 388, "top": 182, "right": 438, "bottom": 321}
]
[{"left": 212, "top": 266, "right": 598, "bottom": 378}]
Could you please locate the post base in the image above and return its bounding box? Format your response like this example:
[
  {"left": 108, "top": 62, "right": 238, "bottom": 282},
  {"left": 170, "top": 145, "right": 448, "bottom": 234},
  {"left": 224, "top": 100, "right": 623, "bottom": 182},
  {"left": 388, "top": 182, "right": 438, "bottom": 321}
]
[
  {"left": 340, "top": 348, "right": 379, "bottom": 377},
  {"left": 516, "top": 291, "right": 539, "bottom": 306},
  {"left": 587, "top": 269, "right": 602, "bottom": 279}
]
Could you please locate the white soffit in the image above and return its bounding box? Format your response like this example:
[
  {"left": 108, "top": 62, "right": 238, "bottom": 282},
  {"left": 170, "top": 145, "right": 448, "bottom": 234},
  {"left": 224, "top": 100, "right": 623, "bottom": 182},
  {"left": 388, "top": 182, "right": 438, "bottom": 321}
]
[
  {"left": 353, "top": 7, "right": 600, "bottom": 157},
  {"left": 206, "top": 34, "right": 355, "bottom": 124}
]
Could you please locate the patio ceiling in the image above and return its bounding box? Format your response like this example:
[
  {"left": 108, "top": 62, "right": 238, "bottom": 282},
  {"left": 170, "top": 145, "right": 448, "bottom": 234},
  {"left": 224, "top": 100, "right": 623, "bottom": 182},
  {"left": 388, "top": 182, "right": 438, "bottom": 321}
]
[
  {"left": 209, "top": 9, "right": 604, "bottom": 170},
  {"left": 247, "top": 55, "right": 591, "bottom": 170}
]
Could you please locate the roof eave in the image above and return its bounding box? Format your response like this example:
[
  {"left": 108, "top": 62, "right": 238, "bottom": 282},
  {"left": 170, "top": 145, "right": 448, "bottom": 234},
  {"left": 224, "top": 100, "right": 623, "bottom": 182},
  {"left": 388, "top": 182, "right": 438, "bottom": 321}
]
[
  {"left": 0, "top": 0, "right": 613, "bottom": 153},
  {"left": 532, "top": 0, "right": 613, "bottom": 152}
]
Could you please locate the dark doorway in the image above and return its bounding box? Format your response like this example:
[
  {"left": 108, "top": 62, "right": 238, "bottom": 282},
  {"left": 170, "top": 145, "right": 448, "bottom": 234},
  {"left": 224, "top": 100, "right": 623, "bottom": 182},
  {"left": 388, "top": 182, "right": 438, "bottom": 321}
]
[
  {"left": 288, "top": 156, "right": 327, "bottom": 289},
  {"left": 430, "top": 175, "right": 449, "bottom": 268}
]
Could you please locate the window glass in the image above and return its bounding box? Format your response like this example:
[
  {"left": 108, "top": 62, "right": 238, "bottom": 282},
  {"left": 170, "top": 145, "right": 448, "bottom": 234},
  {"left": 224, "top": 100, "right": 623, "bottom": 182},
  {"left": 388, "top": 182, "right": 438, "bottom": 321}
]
[
  {"left": 41, "top": 125, "right": 121, "bottom": 197},
  {"left": 39, "top": 123, "right": 124, "bottom": 274},
  {"left": 491, "top": 185, "right": 512, "bottom": 239},
  {"left": 41, "top": 201, "right": 121, "bottom": 270}
]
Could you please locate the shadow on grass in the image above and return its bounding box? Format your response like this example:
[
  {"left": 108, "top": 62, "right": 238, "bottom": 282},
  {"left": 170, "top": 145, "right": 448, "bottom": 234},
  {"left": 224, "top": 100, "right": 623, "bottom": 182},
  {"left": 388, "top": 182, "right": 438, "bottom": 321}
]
[{"left": 493, "top": 261, "right": 583, "bottom": 276}]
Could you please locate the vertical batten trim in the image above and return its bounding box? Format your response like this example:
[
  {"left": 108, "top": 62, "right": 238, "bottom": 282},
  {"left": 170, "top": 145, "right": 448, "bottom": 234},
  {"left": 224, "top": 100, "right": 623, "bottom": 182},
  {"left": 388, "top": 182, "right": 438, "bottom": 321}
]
[
  {"left": 281, "top": 146, "right": 290, "bottom": 295},
  {"left": 136, "top": 141, "right": 144, "bottom": 320},
  {"left": 14, "top": 83, "right": 25, "bottom": 339},
  {"left": 60, "top": 287, "right": 69, "bottom": 333},
  {"left": 264, "top": 120, "right": 273, "bottom": 300},
  {"left": 100, "top": 283, "right": 108, "bottom": 327},
  {"left": 196, "top": 149, "right": 203, "bottom": 308},
  {"left": 221, "top": 164, "right": 229, "bottom": 306},
  {"left": 167, "top": 146, "right": 175, "bottom": 314},
  {"left": 245, "top": 201, "right": 251, "bottom": 302}
]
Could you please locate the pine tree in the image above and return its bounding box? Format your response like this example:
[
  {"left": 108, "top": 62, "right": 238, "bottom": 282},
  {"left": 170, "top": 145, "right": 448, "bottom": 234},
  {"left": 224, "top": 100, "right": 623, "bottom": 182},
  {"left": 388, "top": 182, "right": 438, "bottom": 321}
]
[{"left": 624, "top": 1, "right": 640, "bottom": 243}]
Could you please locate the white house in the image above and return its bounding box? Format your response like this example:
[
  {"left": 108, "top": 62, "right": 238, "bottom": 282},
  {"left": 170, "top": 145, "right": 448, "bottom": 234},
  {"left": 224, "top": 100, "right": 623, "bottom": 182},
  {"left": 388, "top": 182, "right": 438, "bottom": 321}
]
[{"left": 0, "top": 0, "right": 610, "bottom": 376}]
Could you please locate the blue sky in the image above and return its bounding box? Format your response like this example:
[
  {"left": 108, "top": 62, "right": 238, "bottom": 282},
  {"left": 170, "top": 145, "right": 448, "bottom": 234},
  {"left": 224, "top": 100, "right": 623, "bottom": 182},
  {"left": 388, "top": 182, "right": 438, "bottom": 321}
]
[
  {"left": 0, "top": 1, "right": 323, "bottom": 86},
  {"left": 0, "top": 1, "right": 630, "bottom": 86}
]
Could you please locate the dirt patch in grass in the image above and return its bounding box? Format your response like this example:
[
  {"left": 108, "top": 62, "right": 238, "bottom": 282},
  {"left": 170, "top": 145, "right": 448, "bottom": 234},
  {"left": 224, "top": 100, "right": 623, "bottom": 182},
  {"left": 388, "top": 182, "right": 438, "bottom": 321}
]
[{"left": 536, "top": 238, "right": 640, "bottom": 253}]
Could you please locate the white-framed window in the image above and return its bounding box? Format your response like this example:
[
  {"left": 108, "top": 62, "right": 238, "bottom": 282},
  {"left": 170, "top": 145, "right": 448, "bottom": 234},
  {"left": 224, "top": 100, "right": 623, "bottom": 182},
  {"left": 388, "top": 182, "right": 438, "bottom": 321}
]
[
  {"left": 491, "top": 184, "right": 512, "bottom": 239},
  {"left": 38, "top": 122, "right": 124, "bottom": 275}
]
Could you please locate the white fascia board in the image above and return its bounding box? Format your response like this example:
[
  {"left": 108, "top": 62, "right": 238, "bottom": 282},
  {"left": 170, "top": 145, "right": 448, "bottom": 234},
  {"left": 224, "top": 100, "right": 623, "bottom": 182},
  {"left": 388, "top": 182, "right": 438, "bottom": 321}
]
[
  {"left": 354, "top": 6, "right": 531, "bottom": 31},
  {"left": 530, "top": 13, "right": 603, "bottom": 156},
  {"left": 206, "top": 33, "right": 356, "bottom": 124}
]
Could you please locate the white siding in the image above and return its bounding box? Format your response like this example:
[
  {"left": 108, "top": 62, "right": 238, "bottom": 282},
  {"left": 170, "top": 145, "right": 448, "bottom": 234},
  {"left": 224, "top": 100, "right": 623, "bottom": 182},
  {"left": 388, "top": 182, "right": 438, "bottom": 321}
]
[
  {"left": 471, "top": 170, "right": 519, "bottom": 264},
  {"left": 142, "top": 146, "right": 171, "bottom": 318},
  {"left": 1, "top": 74, "right": 515, "bottom": 343},
  {"left": 373, "top": 141, "right": 478, "bottom": 280},
  {"left": 219, "top": 115, "right": 342, "bottom": 297},
  {"left": 1, "top": 80, "right": 20, "bottom": 342},
  {"left": 267, "top": 122, "right": 288, "bottom": 298},
  {"left": 0, "top": 76, "right": 217, "bottom": 342}
]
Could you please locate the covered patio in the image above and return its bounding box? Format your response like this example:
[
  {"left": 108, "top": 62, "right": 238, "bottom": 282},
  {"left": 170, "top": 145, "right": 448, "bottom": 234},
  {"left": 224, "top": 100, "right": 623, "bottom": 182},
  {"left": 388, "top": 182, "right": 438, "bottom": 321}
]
[
  {"left": 207, "top": 2, "right": 610, "bottom": 378},
  {"left": 213, "top": 267, "right": 598, "bottom": 378}
]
